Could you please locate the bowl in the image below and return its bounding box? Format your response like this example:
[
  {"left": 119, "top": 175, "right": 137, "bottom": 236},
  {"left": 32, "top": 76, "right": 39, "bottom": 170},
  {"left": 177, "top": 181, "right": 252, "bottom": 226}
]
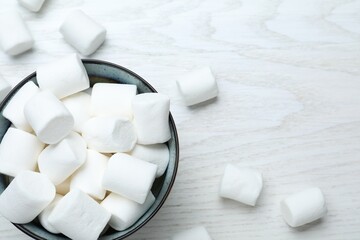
[{"left": 0, "top": 59, "right": 179, "bottom": 239}]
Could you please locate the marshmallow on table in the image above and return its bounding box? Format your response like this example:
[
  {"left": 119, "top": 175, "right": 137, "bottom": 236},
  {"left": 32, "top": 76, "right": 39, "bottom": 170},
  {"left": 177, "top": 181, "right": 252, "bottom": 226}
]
[
  {"left": 38, "top": 194, "right": 62, "bottom": 234},
  {"left": 0, "top": 75, "right": 11, "bottom": 102},
  {"left": 18, "top": 0, "right": 45, "bottom": 12},
  {"left": 3, "top": 81, "right": 39, "bottom": 132},
  {"left": 56, "top": 177, "right": 71, "bottom": 195},
  {"left": 60, "top": 10, "right": 106, "bottom": 56},
  {"left": 102, "top": 153, "right": 157, "bottom": 204},
  {"left": 171, "top": 226, "right": 212, "bottom": 240},
  {"left": 0, "top": 11, "right": 33, "bottom": 56},
  {"left": 36, "top": 54, "right": 90, "bottom": 99},
  {"left": 132, "top": 93, "right": 171, "bottom": 144},
  {"left": 101, "top": 192, "right": 155, "bottom": 231},
  {"left": 24, "top": 90, "right": 74, "bottom": 144},
  {"left": 176, "top": 67, "right": 218, "bottom": 106},
  {"left": 82, "top": 116, "right": 137, "bottom": 153},
  {"left": 0, "top": 171, "right": 55, "bottom": 224},
  {"left": 48, "top": 189, "right": 111, "bottom": 240},
  {"left": 130, "top": 144, "right": 169, "bottom": 178},
  {"left": 281, "top": 187, "right": 327, "bottom": 227},
  {"left": 62, "top": 92, "right": 91, "bottom": 132},
  {"left": 219, "top": 164, "right": 263, "bottom": 206},
  {"left": 0, "top": 128, "right": 44, "bottom": 177}
]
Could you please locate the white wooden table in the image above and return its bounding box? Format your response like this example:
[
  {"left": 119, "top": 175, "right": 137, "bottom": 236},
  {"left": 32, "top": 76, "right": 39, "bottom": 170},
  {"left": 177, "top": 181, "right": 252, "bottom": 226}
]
[{"left": 0, "top": 0, "right": 360, "bottom": 239}]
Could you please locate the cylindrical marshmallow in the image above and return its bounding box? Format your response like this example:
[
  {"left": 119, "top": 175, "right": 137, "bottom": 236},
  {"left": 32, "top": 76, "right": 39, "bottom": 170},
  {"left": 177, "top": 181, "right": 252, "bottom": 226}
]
[
  {"left": 0, "top": 171, "right": 55, "bottom": 224},
  {"left": 0, "top": 11, "right": 34, "bottom": 55},
  {"left": 62, "top": 92, "right": 91, "bottom": 133},
  {"left": 36, "top": 54, "right": 90, "bottom": 99},
  {"left": 38, "top": 194, "right": 62, "bottom": 234},
  {"left": 55, "top": 177, "right": 71, "bottom": 195},
  {"left": 18, "top": 0, "right": 45, "bottom": 12},
  {"left": 102, "top": 153, "right": 157, "bottom": 204},
  {"left": 24, "top": 90, "right": 74, "bottom": 144},
  {"left": 281, "top": 187, "right": 327, "bottom": 227},
  {"left": 130, "top": 144, "right": 169, "bottom": 178},
  {"left": 0, "top": 127, "right": 44, "bottom": 177},
  {"left": 82, "top": 116, "right": 137, "bottom": 153},
  {"left": 132, "top": 93, "right": 171, "bottom": 144},
  {"left": 101, "top": 192, "right": 155, "bottom": 231},
  {"left": 0, "top": 75, "right": 11, "bottom": 102},
  {"left": 171, "top": 226, "right": 212, "bottom": 240},
  {"left": 60, "top": 10, "right": 106, "bottom": 56}
]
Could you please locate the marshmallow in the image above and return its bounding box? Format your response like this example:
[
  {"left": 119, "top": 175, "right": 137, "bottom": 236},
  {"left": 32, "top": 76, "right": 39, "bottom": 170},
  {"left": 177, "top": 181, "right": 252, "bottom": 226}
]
[
  {"left": 0, "top": 171, "right": 55, "bottom": 224},
  {"left": 82, "top": 116, "right": 137, "bottom": 153},
  {"left": 219, "top": 164, "right": 263, "bottom": 206},
  {"left": 281, "top": 187, "right": 327, "bottom": 227},
  {"left": 0, "top": 75, "right": 11, "bottom": 102},
  {"left": 130, "top": 144, "right": 169, "bottom": 177},
  {"left": 55, "top": 177, "right": 70, "bottom": 195},
  {"left": 60, "top": 10, "right": 106, "bottom": 56},
  {"left": 101, "top": 192, "right": 155, "bottom": 231},
  {"left": 36, "top": 54, "right": 90, "bottom": 99},
  {"left": 132, "top": 93, "right": 171, "bottom": 144},
  {"left": 38, "top": 194, "right": 62, "bottom": 234},
  {"left": 0, "top": 11, "right": 33, "bottom": 56},
  {"left": 171, "top": 226, "right": 212, "bottom": 240},
  {"left": 70, "top": 149, "right": 108, "bottom": 200},
  {"left": 0, "top": 128, "right": 44, "bottom": 177},
  {"left": 38, "top": 132, "right": 86, "bottom": 185},
  {"left": 62, "top": 92, "right": 91, "bottom": 132},
  {"left": 48, "top": 189, "right": 111, "bottom": 240},
  {"left": 3, "top": 81, "right": 39, "bottom": 132},
  {"left": 102, "top": 153, "right": 157, "bottom": 204},
  {"left": 176, "top": 67, "right": 218, "bottom": 106},
  {"left": 24, "top": 90, "right": 74, "bottom": 144},
  {"left": 91, "top": 83, "right": 137, "bottom": 119},
  {"left": 18, "top": 0, "right": 45, "bottom": 12}
]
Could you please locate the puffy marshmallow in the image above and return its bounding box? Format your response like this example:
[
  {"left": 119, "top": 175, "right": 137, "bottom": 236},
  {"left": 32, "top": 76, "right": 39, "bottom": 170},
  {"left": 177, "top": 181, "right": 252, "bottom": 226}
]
[
  {"left": 56, "top": 177, "right": 70, "bottom": 195},
  {"left": 70, "top": 149, "right": 108, "bottom": 200},
  {"left": 171, "top": 226, "right": 212, "bottom": 240},
  {"left": 18, "top": 0, "right": 45, "bottom": 12},
  {"left": 176, "top": 67, "right": 218, "bottom": 106},
  {"left": 219, "top": 164, "right": 263, "bottom": 206},
  {"left": 82, "top": 116, "right": 137, "bottom": 153},
  {"left": 36, "top": 54, "right": 90, "bottom": 99},
  {"left": 0, "top": 128, "right": 44, "bottom": 177},
  {"left": 102, "top": 153, "right": 157, "bottom": 204},
  {"left": 0, "top": 171, "right": 55, "bottom": 224},
  {"left": 24, "top": 90, "right": 74, "bottom": 144},
  {"left": 130, "top": 144, "right": 169, "bottom": 177},
  {"left": 48, "top": 189, "right": 111, "bottom": 240},
  {"left": 0, "top": 11, "right": 33, "bottom": 56},
  {"left": 281, "top": 187, "right": 327, "bottom": 227},
  {"left": 132, "top": 93, "right": 171, "bottom": 144},
  {"left": 38, "top": 194, "right": 62, "bottom": 234},
  {"left": 62, "top": 92, "right": 91, "bottom": 132},
  {"left": 38, "top": 132, "right": 86, "bottom": 185},
  {"left": 91, "top": 83, "right": 137, "bottom": 119},
  {"left": 3, "top": 81, "right": 39, "bottom": 132},
  {"left": 0, "top": 75, "right": 11, "bottom": 102},
  {"left": 60, "top": 10, "right": 106, "bottom": 56},
  {"left": 101, "top": 192, "right": 155, "bottom": 231}
]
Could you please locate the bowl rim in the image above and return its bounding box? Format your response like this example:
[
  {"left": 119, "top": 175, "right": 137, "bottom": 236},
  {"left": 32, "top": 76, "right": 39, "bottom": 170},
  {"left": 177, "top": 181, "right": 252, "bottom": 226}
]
[{"left": 2, "top": 59, "right": 179, "bottom": 240}]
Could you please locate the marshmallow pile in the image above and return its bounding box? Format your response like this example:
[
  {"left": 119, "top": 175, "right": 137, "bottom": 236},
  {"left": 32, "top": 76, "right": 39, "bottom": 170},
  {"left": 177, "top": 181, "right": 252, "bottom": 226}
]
[{"left": 0, "top": 54, "right": 171, "bottom": 239}]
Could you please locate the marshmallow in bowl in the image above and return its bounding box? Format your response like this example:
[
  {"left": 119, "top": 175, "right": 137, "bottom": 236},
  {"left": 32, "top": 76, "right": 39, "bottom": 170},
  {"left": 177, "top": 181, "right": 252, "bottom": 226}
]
[
  {"left": 0, "top": 171, "right": 55, "bottom": 224},
  {"left": 62, "top": 92, "right": 91, "bottom": 133},
  {"left": 24, "top": 90, "right": 74, "bottom": 144},
  {"left": 0, "top": 75, "right": 11, "bottom": 102},
  {"left": 102, "top": 153, "right": 157, "bottom": 204},
  {"left": 171, "top": 226, "right": 212, "bottom": 240},
  {"left": 36, "top": 54, "right": 90, "bottom": 99},
  {"left": 38, "top": 194, "right": 62, "bottom": 234},
  {"left": 18, "top": 0, "right": 45, "bottom": 12},
  {"left": 132, "top": 93, "right": 171, "bottom": 144},
  {"left": 0, "top": 127, "right": 44, "bottom": 177}
]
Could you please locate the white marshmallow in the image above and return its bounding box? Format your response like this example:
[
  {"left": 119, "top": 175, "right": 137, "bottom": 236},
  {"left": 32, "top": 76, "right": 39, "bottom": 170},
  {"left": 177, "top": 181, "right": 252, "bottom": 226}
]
[
  {"left": 70, "top": 149, "right": 108, "bottom": 200},
  {"left": 171, "top": 226, "right": 212, "bottom": 240},
  {"left": 102, "top": 153, "right": 157, "bottom": 204},
  {"left": 132, "top": 93, "right": 171, "bottom": 144},
  {"left": 24, "top": 90, "right": 74, "bottom": 144},
  {"left": 38, "top": 132, "right": 86, "bottom": 185},
  {"left": 130, "top": 144, "right": 169, "bottom": 177},
  {"left": 48, "top": 189, "right": 111, "bottom": 240},
  {"left": 38, "top": 194, "right": 62, "bottom": 234},
  {"left": 82, "top": 116, "right": 137, "bottom": 153},
  {"left": 55, "top": 177, "right": 70, "bottom": 195},
  {"left": 18, "top": 0, "right": 45, "bottom": 12},
  {"left": 281, "top": 187, "right": 327, "bottom": 227},
  {"left": 176, "top": 67, "right": 218, "bottom": 106},
  {"left": 60, "top": 10, "right": 106, "bottom": 56},
  {"left": 36, "top": 54, "right": 90, "bottom": 99},
  {"left": 0, "top": 171, "right": 55, "bottom": 224},
  {"left": 0, "top": 11, "right": 33, "bottom": 56},
  {"left": 62, "top": 92, "right": 91, "bottom": 132},
  {"left": 3, "top": 81, "right": 39, "bottom": 132},
  {"left": 101, "top": 192, "right": 155, "bottom": 231},
  {"left": 0, "top": 75, "right": 11, "bottom": 102},
  {"left": 91, "top": 83, "right": 137, "bottom": 119},
  {"left": 0, "top": 128, "right": 44, "bottom": 177},
  {"left": 219, "top": 164, "right": 263, "bottom": 206}
]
